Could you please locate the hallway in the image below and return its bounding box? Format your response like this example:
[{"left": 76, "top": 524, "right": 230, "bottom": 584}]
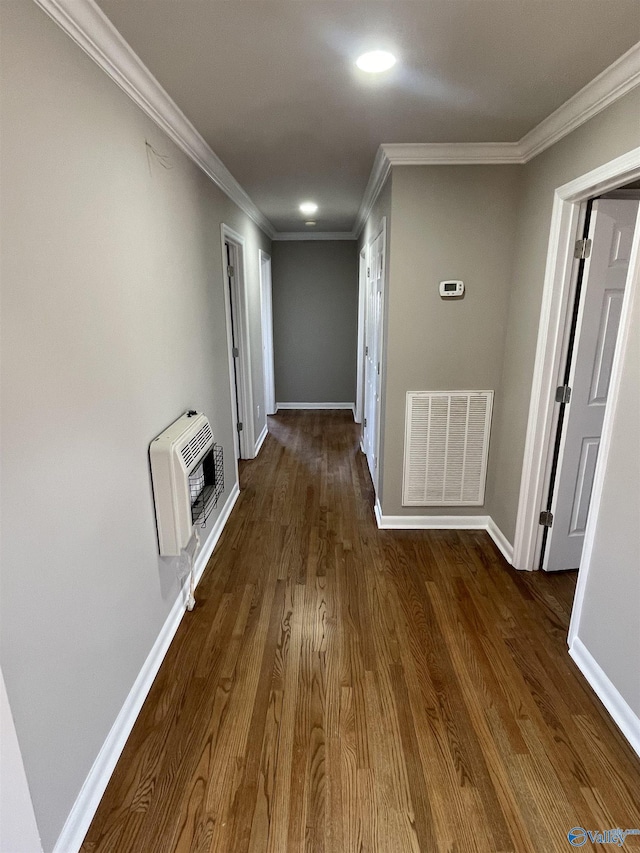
[{"left": 82, "top": 411, "right": 640, "bottom": 852}]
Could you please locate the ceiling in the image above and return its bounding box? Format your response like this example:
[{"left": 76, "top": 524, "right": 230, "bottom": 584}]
[{"left": 95, "top": 1, "right": 640, "bottom": 233}]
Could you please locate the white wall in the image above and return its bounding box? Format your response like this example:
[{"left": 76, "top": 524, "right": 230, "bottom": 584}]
[
  {"left": 0, "top": 3, "right": 269, "bottom": 850},
  {"left": 0, "top": 669, "right": 43, "bottom": 853},
  {"left": 574, "top": 266, "right": 640, "bottom": 719}
]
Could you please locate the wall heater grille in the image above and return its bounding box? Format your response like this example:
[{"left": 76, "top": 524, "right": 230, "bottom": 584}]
[{"left": 402, "top": 391, "right": 493, "bottom": 506}]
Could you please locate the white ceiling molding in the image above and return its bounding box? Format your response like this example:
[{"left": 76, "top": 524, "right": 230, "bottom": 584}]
[
  {"left": 30, "top": 0, "right": 640, "bottom": 242},
  {"left": 32, "top": 0, "right": 277, "bottom": 239},
  {"left": 272, "top": 232, "right": 357, "bottom": 241},
  {"left": 519, "top": 41, "right": 640, "bottom": 162},
  {"left": 356, "top": 42, "right": 640, "bottom": 236},
  {"left": 382, "top": 142, "right": 523, "bottom": 165},
  {"left": 353, "top": 147, "right": 392, "bottom": 239}
]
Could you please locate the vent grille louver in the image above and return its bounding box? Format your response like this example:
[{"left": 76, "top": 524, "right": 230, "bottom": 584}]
[
  {"left": 180, "top": 421, "right": 213, "bottom": 470},
  {"left": 403, "top": 391, "right": 493, "bottom": 506}
]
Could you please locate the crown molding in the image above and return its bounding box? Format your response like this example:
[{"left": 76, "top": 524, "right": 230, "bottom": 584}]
[
  {"left": 354, "top": 42, "right": 640, "bottom": 235},
  {"left": 353, "top": 146, "right": 392, "bottom": 238},
  {"left": 272, "top": 231, "right": 356, "bottom": 241},
  {"left": 382, "top": 142, "right": 524, "bottom": 165},
  {"left": 519, "top": 41, "right": 640, "bottom": 162},
  {"left": 30, "top": 0, "right": 640, "bottom": 243},
  {"left": 33, "top": 0, "right": 277, "bottom": 240}
]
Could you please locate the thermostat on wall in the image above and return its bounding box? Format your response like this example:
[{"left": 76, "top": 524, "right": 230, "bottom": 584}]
[{"left": 439, "top": 280, "right": 464, "bottom": 297}]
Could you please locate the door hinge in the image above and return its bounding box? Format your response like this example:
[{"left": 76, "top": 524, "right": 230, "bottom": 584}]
[
  {"left": 555, "top": 384, "right": 572, "bottom": 404},
  {"left": 574, "top": 238, "right": 592, "bottom": 260},
  {"left": 227, "top": 264, "right": 235, "bottom": 277},
  {"left": 236, "top": 421, "right": 243, "bottom": 432},
  {"left": 539, "top": 510, "right": 553, "bottom": 527},
  {"left": 365, "top": 345, "right": 369, "bottom": 356},
  {"left": 377, "top": 362, "right": 380, "bottom": 375},
  {"left": 367, "top": 267, "right": 371, "bottom": 277},
  {"left": 364, "top": 417, "right": 367, "bottom": 428},
  {"left": 232, "top": 346, "right": 239, "bottom": 358}
]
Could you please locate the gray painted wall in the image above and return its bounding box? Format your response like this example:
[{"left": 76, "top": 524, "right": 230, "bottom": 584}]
[
  {"left": 380, "top": 165, "right": 522, "bottom": 516},
  {"left": 271, "top": 241, "right": 358, "bottom": 404},
  {"left": 0, "top": 3, "right": 269, "bottom": 849},
  {"left": 491, "top": 87, "right": 640, "bottom": 542},
  {"left": 577, "top": 280, "right": 640, "bottom": 716}
]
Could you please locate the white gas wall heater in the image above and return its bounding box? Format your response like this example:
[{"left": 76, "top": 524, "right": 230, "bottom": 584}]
[{"left": 150, "top": 411, "right": 223, "bottom": 556}]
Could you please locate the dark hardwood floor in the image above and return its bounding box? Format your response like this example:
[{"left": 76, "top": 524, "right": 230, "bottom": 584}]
[{"left": 82, "top": 410, "right": 640, "bottom": 852}]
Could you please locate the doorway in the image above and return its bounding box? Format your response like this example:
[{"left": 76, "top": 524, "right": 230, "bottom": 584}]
[
  {"left": 221, "top": 224, "right": 254, "bottom": 460},
  {"left": 259, "top": 250, "right": 276, "bottom": 417},
  {"left": 540, "top": 196, "right": 639, "bottom": 571},
  {"left": 362, "top": 218, "right": 386, "bottom": 490},
  {"left": 513, "top": 151, "right": 640, "bottom": 574}
]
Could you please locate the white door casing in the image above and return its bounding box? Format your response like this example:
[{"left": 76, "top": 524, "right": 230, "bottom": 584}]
[
  {"left": 221, "top": 224, "right": 254, "bottom": 462},
  {"left": 543, "top": 199, "right": 639, "bottom": 571},
  {"left": 363, "top": 220, "right": 386, "bottom": 489},
  {"left": 259, "top": 251, "right": 276, "bottom": 416},
  {"left": 355, "top": 250, "right": 367, "bottom": 424},
  {"left": 512, "top": 147, "right": 640, "bottom": 573}
]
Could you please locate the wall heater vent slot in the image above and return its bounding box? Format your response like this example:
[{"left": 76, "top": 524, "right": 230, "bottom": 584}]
[
  {"left": 402, "top": 391, "right": 493, "bottom": 506},
  {"left": 181, "top": 421, "right": 213, "bottom": 469}
]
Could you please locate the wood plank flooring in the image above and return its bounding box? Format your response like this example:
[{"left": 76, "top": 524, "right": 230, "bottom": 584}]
[{"left": 82, "top": 410, "right": 640, "bottom": 852}]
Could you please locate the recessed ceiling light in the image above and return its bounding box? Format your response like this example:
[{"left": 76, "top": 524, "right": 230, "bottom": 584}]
[
  {"left": 305, "top": 220, "right": 317, "bottom": 226},
  {"left": 356, "top": 50, "right": 396, "bottom": 73},
  {"left": 300, "top": 201, "right": 318, "bottom": 215}
]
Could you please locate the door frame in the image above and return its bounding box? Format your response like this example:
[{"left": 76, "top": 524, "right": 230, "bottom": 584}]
[
  {"left": 221, "top": 223, "right": 255, "bottom": 461},
  {"left": 513, "top": 147, "right": 640, "bottom": 575},
  {"left": 259, "top": 250, "right": 276, "bottom": 416},
  {"left": 355, "top": 248, "right": 367, "bottom": 424},
  {"left": 363, "top": 217, "right": 387, "bottom": 492}
]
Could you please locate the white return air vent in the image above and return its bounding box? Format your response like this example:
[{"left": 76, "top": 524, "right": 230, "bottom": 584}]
[{"left": 402, "top": 391, "right": 493, "bottom": 506}]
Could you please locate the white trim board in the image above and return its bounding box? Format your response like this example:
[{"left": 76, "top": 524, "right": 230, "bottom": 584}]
[
  {"left": 373, "top": 501, "right": 514, "bottom": 564},
  {"left": 569, "top": 637, "right": 640, "bottom": 759},
  {"left": 221, "top": 223, "right": 256, "bottom": 461},
  {"left": 272, "top": 232, "right": 357, "bottom": 241},
  {"left": 52, "top": 483, "right": 240, "bottom": 853},
  {"left": 353, "top": 146, "right": 392, "bottom": 239},
  {"left": 354, "top": 43, "right": 640, "bottom": 236},
  {"left": 513, "top": 147, "right": 640, "bottom": 573},
  {"left": 519, "top": 42, "right": 640, "bottom": 162},
  {"left": 382, "top": 142, "right": 522, "bottom": 165},
  {"left": 254, "top": 423, "right": 268, "bottom": 457}
]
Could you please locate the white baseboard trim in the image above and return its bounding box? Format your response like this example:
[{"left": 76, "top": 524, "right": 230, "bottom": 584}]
[
  {"left": 276, "top": 402, "right": 355, "bottom": 416},
  {"left": 373, "top": 501, "right": 515, "bottom": 564},
  {"left": 254, "top": 423, "right": 268, "bottom": 457},
  {"left": 486, "top": 517, "right": 515, "bottom": 565},
  {"left": 52, "top": 482, "right": 240, "bottom": 853},
  {"left": 374, "top": 499, "right": 490, "bottom": 530},
  {"left": 569, "top": 636, "right": 640, "bottom": 759}
]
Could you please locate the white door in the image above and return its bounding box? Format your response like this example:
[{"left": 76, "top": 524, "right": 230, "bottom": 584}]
[
  {"left": 363, "top": 223, "right": 385, "bottom": 487},
  {"left": 259, "top": 251, "right": 276, "bottom": 416},
  {"left": 543, "top": 198, "right": 639, "bottom": 570}
]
